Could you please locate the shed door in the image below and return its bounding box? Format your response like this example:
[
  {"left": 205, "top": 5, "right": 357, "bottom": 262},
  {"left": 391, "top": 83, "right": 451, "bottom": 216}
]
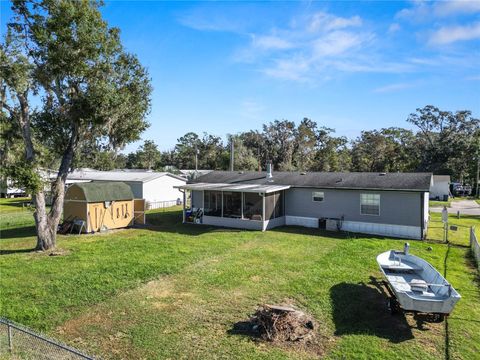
[{"left": 134, "top": 199, "right": 146, "bottom": 225}]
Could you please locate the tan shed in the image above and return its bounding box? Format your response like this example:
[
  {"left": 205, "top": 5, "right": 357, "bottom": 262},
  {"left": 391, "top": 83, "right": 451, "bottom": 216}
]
[{"left": 64, "top": 181, "right": 135, "bottom": 233}]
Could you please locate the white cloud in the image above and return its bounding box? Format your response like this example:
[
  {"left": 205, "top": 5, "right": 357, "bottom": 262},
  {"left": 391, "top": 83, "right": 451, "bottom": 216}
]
[
  {"left": 429, "top": 22, "right": 480, "bottom": 45},
  {"left": 262, "top": 57, "right": 311, "bottom": 82},
  {"left": 388, "top": 23, "right": 401, "bottom": 33},
  {"left": 235, "top": 12, "right": 383, "bottom": 81},
  {"left": 252, "top": 35, "right": 294, "bottom": 50},
  {"left": 307, "top": 12, "right": 362, "bottom": 32},
  {"left": 396, "top": 0, "right": 480, "bottom": 20},
  {"left": 434, "top": 0, "right": 480, "bottom": 17},
  {"left": 373, "top": 83, "right": 414, "bottom": 93},
  {"left": 312, "top": 31, "right": 367, "bottom": 57}
]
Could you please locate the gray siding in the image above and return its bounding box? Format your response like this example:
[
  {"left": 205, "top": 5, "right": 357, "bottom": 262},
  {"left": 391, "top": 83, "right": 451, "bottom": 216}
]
[
  {"left": 285, "top": 188, "right": 422, "bottom": 227},
  {"left": 191, "top": 190, "right": 203, "bottom": 208}
]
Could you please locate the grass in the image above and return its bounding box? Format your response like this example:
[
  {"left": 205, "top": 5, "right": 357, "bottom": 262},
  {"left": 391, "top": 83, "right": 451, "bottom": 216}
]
[
  {"left": 0, "top": 201, "right": 479, "bottom": 359},
  {"left": 429, "top": 199, "right": 452, "bottom": 208},
  {"left": 0, "top": 197, "right": 33, "bottom": 213}
]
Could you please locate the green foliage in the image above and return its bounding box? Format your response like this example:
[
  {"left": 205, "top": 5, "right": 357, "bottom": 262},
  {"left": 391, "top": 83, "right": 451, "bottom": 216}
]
[{"left": 1, "top": 0, "right": 152, "bottom": 184}]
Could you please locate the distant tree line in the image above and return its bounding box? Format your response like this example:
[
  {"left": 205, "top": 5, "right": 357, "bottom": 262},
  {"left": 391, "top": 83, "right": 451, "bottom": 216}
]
[{"left": 76, "top": 105, "right": 479, "bottom": 184}]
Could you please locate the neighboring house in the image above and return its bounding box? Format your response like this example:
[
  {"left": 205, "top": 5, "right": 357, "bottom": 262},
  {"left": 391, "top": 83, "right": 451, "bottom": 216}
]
[
  {"left": 67, "top": 169, "right": 186, "bottom": 206},
  {"left": 178, "top": 169, "right": 213, "bottom": 180},
  {"left": 177, "top": 168, "right": 432, "bottom": 240},
  {"left": 0, "top": 178, "right": 26, "bottom": 198},
  {"left": 430, "top": 175, "right": 451, "bottom": 200}
]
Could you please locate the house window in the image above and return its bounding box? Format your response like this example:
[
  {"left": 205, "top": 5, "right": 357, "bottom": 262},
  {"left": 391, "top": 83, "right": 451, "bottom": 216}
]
[
  {"left": 312, "top": 191, "right": 324, "bottom": 202},
  {"left": 360, "top": 194, "right": 380, "bottom": 216}
]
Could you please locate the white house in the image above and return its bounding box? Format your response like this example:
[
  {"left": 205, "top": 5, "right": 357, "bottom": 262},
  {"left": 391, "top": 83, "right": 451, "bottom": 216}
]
[
  {"left": 430, "top": 175, "right": 451, "bottom": 200},
  {"left": 67, "top": 169, "right": 186, "bottom": 206}
]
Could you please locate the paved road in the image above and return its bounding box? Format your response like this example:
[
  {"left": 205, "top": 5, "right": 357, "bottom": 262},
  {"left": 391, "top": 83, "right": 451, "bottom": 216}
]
[{"left": 430, "top": 199, "right": 480, "bottom": 216}]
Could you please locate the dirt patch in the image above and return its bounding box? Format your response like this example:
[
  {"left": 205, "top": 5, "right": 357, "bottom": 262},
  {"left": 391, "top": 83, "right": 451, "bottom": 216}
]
[
  {"left": 230, "top": 302, "right": 327, "bottom": 357},
  {"left": 48, "top": 248, "right": 71, "bottom": 257}
]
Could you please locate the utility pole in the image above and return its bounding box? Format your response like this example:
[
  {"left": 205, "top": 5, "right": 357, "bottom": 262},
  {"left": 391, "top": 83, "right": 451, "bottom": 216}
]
[
  {"left": 194, "top": 143, "right": 198, "bottom": 172},
  {"left": 230, "top": 136, "right": 234, "bottom": 171}
]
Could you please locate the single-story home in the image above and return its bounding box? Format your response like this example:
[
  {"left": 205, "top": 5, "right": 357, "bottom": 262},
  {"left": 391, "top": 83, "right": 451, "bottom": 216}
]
[
  {"left": 429, "top": 175, "right": 451, "bottom": 200},
  {"left": 67, "top": 169, "right": 186, "bottom": 207},
  {"left": 0, "top": 178, "right": 26, "bottom": 198},
  {"left": 176, "top": 168, "right": 432, "bottom": 240}
]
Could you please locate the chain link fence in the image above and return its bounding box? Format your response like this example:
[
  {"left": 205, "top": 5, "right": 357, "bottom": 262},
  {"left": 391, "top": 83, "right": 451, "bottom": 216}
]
[
  {"left": 0, "top": 318, "right": 94, "bottom": 360},
  {"left": 471, "top": 226, "right": 480, "bottom": 269}
]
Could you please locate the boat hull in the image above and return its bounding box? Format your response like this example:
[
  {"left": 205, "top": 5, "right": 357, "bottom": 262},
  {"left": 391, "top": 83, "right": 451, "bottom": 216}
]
[{"left": 377, "top": 249, "right": 461, "bottom": 315}]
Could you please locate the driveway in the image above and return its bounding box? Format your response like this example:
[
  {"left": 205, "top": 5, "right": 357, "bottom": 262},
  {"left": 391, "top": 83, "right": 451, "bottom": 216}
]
[{"left": 430, "top": 199, "right": 480, "bottom": 216}]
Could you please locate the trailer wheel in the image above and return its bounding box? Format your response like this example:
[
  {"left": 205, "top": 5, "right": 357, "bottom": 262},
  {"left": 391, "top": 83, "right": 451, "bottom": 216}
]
[
  {"left": 432, "top": 313, "right": 445, "bottom": 323},
  {"left": 388, "top": 298, "right": 400, "bottom": 315}
]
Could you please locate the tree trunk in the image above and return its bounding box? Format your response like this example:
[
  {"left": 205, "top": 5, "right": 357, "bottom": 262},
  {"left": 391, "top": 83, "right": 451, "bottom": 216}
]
[{"left": 33, "top": 191, "right": 56, "bottom": 251}]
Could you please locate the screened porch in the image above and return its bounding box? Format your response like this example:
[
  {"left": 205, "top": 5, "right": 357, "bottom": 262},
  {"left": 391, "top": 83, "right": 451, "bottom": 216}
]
[{"left": 176, "top": 182, "right": 290, "bottom": 231}]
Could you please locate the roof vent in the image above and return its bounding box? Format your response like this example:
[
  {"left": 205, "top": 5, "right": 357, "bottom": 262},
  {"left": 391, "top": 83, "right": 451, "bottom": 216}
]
[
  {"left": 379, "top": 172, "right": 387, "bottom": 176},
  {"left": 266, "top": 161, "right": 273, "bottom": 179}
]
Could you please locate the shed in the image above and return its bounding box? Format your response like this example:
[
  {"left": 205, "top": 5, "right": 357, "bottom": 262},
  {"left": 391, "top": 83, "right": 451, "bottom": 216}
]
[{"left": 64, "top": 181, "right": 135, "bottom": 233}]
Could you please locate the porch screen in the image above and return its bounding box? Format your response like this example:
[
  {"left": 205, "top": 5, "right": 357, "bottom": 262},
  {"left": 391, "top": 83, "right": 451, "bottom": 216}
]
[
  {"left": 204, "top": 191, "right": 222, "bottom": 216},
  {"left": 243, "top": 193, "right": 262, "bottom": 220},
  {"left": 223, "top": 192, "right": 241, "bottom": 218},
  {"left": 265, "top": 191, "right": 284, "bottom": 220}
]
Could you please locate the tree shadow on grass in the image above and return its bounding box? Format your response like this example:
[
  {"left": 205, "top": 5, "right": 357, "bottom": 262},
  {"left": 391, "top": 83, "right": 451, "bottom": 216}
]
[
  {"left": 0, "top": 226, "right": 36, "bottom": 239},
  {"left": 0, "top": 248, "right": 36, "bottom": 255},
  {"left": 330, "top": 278, "right": 415, "bottom": 343}
]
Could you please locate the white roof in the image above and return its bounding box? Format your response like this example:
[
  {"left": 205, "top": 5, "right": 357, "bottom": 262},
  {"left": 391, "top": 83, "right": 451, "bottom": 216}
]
[
  {"left": 433, "top": 175, "right": 451, "bottom": 182},
  {"left": 176, "top": 182, "right": 290, "bottom": 194},
  {"left": 68, "top": 170, "right": 185, "bottom": 183}
]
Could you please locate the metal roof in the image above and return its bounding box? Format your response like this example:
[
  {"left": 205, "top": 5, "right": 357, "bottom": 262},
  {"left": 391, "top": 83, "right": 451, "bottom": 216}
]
[
  {"left": 432, "top": 175, "right": 451, "bottom": 182},
  {"left": 176, "top": 182, "right": 290, "bottom": 193},
  {"left": 68, "top": 170, "right": 185, "bottom": 183},
  {"left": 67, "top": 181, "right": 134, "bottom": 202},
  {"left": 190, "top": 171, "right": 433, "bottom": 192}
]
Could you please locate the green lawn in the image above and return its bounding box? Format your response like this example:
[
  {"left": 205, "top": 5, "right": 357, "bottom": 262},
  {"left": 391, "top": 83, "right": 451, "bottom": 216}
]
[
  {"left": 429, "top": 199, "right": 451, "bottom": 208},
  {"left": 0, "top": 204, "right": 479, "bottom": 359}
]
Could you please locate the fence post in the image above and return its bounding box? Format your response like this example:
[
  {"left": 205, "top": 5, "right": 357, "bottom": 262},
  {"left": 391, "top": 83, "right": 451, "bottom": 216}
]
[{"left": 7, "top": 322, "right": 13, "bottom": 353}]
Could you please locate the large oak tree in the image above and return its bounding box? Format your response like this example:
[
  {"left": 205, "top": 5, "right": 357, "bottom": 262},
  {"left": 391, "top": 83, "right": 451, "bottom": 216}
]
[{"left": 1, "top": 0, "right": 152, "bottom": 250}]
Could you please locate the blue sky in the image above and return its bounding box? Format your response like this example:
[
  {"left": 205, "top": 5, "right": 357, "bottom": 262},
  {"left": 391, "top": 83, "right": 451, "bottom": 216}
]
[{"left": 1, "top": 1, "right": 479, "bottom": 152}]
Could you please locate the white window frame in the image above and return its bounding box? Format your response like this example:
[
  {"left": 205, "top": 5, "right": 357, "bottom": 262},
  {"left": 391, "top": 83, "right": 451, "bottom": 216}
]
[
  {"left": 312, "top": 191, "right": 325, "bottom": 202},
  {"left": 360, "top": 193, "right": 380, "bottom": 216}
]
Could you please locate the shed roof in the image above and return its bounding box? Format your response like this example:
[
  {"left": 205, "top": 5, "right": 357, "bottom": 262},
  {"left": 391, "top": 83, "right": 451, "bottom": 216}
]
[
  {"left": 68, "top": 181, "right": 134, "bottom": 202},
  {"left": 191, "top": 171, "right": 432, "bottom": 192}
]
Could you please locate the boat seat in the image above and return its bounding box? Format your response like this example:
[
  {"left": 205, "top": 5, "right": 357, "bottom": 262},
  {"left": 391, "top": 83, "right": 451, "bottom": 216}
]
[
  {"left": 382, "top": 261, "right": 423, "bottom": 272},
  {"left": 410, "top": 279, "right": 428, "bottom": 292}
]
